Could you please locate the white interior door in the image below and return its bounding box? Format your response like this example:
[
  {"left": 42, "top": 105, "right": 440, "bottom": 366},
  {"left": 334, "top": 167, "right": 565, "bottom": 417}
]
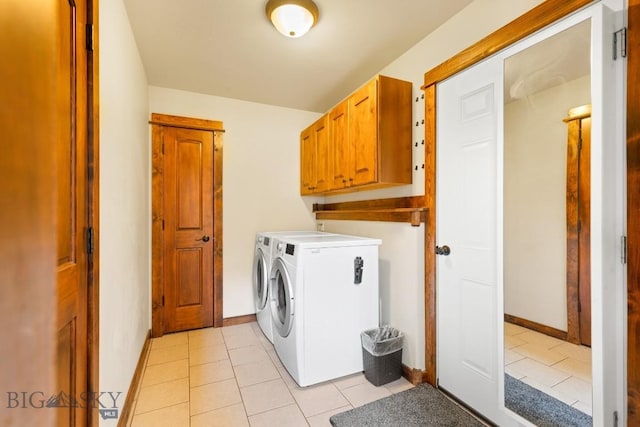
[{"left": 436, "top": 56, "right": 502, "bottom": 423}]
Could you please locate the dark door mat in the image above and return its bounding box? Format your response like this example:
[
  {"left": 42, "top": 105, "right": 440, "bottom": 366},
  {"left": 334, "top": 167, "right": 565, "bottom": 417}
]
[
  {"left": 330, "top": 383, "right": 485, "bottom": 426},
  {"left": 505, "top": 374, "right": 592, "bottom": 427}
]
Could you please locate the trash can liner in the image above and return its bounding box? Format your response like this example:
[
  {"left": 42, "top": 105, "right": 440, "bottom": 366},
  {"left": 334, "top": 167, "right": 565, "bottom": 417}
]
[{"left": 361, "top": 327, "right": 403, "bottom": 357}]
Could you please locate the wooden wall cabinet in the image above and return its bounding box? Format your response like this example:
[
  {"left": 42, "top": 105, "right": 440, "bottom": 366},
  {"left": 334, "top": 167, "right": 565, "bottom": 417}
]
[
  {"left": 301, "top": 74, "right": 412, "bottom": 195},
  {"left": 300, "top": 115, "right": 330, "bottom": 194}
]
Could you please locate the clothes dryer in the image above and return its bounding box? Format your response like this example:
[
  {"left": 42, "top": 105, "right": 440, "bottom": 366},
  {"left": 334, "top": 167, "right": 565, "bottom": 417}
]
[
  {"left": 253, "top": 231, "right": 330, "bottom": 343},
  {"left": 269, "top": 234, "right": 381, "bottom": 387}
]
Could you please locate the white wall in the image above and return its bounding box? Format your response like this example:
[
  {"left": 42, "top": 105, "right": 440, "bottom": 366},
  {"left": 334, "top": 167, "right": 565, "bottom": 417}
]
[
  {"left": 321, "top": 0, "right": 545, "bottom": 370},
  {"left": 504, "top": 75, "right": 590, "bottom": 330},
  {"left": 99, "top": 0, "right": 150, "bottom": 424},
  {"left": 148, "top": 87, "right": 322, "bottom": 317}
]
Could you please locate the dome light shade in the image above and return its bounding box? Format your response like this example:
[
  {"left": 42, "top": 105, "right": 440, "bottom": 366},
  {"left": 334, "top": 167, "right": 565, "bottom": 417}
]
[{"left": 266, "top": 0, "right": 319, "bottom": 38}]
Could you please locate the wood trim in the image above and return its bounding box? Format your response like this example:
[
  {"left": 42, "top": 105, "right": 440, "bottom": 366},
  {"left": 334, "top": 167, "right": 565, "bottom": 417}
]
[
  {"left": 422, "top": 0, "right": 594, "bottom": 88},
  {"left": 151, "top": 116, "right": 225, "bottom": 336},
  {"left": 628, "top": 0, "right": 640, "bottom": 423},
  {"left": 504, "top": 314, "right": 568, "bottom": 341},
  {"left": 564, "top": 106, "right": 591, "bottom": 346},
  {"left": 151, "top": 124, "right": 164, "bottom": 338},
  {"left": 315, "top": 208, "right": 426, "bottom": 226},
  {"left": 87, "top": 0, "right": 100, "bottom": 425},
  {"left": 313, "top": 196, "right": 426, "bottom": 226},
  {"left": 150, "top": 113, "right": 225, "bottom": 132},
  {"left": 314, "top": 195, "right": 425, "bottom": 211},
  {"left": 563, "top": 104, "right": 592, "bottom": 122},
  {"left": 565, "top": 117, "right": 581, "bottom": 344},
  {"left": 402, "top": 364, "right": 425, "bottom": 385},
  {"left": 117, "top": 330, "right": 151, "bottom": 427},
  {"left": 222, "top": 314, "right": 257, "bottom": 327},
  {"left": 423, "top": 84, "right": 437, "bottom": 386},
  {"left": 213, "top": 131, "right": 224, "bottom": 327}
]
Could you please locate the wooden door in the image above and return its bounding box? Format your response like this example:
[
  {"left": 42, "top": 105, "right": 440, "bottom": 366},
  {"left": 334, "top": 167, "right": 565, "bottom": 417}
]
[
  {"left": 56, "top": 0, "right": 92, "bottom": 425},
  {"left": 0, "top": 0, "right": 95, "bottom": 425},
  {"left": 300, "top": 126, "right": 316, "bottom": 194},
  {"left": 314, "top": 115, "right": 330, "bottom": 193},
  {"left": 349, "top": 79, "right": 378, "bottom": 186},
  {"left": 330, "top": 101, "right": 350, "bottom": 189},
  {"left": 163, "top": 126, "right": 215, "bottom": 333},
  {"left": 566, "top": 105, "right": 592, "bottom": 346}
]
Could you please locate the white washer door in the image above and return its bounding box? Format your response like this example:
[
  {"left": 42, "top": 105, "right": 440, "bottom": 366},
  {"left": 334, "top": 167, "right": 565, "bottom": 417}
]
[
  {"left": 253, "top": 248, "right": 268, "bottom": 311},
  {"left": 270, "top": 257, "right": 294, "bottom": 337}
]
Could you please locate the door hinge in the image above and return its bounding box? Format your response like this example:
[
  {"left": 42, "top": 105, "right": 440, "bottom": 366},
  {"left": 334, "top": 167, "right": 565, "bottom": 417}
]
[
  {"left": 622, "top": 235, "right": 627, "bottom": 264},
  {"left": 86, "top": 227, "right": 94, "bottom": 254},
  {"left": 162, "top": 219, "right": 165, "bottom": 230},
  {"left": 85, "top": 24, "right": 94, "bottom": 52},
  {"left": 162, "top": 295, "right": 165, "bottom": 306},
  {"left": 161, "top": 141, "right": 165, "bottom": 155},
  {"left": 614, "top": 410, "right": 619, "bottom": 427},
  {"left": 613, "top": 28, "right": 627, "bottom": 60}
]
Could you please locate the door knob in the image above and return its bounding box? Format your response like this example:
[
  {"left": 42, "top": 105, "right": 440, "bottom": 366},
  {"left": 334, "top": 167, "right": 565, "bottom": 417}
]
[
  {"left": 435, "top": 245, "right": 450, "bottom": 256},
  {"left": 196, "top": 235, "right": 210, "bottom": 242}
]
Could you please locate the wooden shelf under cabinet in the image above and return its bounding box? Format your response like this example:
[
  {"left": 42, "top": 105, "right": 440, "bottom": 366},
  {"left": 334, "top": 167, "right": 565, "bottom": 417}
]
[{"left": 313, "top": 196, "right": 427, "bottom": 227}]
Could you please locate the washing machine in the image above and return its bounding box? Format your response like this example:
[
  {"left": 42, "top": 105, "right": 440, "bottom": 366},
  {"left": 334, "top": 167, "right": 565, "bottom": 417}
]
[
  {"left": 269, "top": 233, "right": 381, "bottom": 387},
  {"left": 253, "top": 231, "right": 330, "bottom": 343}
]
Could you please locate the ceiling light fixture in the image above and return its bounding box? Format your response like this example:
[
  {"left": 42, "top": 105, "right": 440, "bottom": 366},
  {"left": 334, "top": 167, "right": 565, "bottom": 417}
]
[{"left": 265, "top": 0, "right": 319, "bottom": 38}]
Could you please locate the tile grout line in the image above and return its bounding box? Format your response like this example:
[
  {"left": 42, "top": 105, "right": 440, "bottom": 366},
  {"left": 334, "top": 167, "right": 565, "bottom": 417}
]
[{"left": 245, "top": 326, "right": 309, "bottom": 424}]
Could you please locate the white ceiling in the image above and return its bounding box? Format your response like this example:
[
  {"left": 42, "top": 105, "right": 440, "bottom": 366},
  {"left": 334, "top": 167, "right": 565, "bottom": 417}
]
[{"left": 123, "top": 0, "right": 474, "bottom": 112}]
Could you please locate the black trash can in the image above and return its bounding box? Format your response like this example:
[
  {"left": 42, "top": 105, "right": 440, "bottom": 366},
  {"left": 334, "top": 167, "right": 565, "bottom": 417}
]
[{"left": 361, "top": 327, "right": 403, "bottom": 386}]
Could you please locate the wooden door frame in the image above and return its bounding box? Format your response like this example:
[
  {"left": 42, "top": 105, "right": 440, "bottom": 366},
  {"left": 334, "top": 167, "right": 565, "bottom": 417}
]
[
  {"left": 565, "top": 105, "right": 592, "bottom": 346},
  {"left": 87, "top": 1, "right": 100, "bottom": 426},
  {"left": 626, "top": 0, "right": 640, "bottom": 423},
  {"left": 150, "top": 113, "right": 224, "bottom": 337}
]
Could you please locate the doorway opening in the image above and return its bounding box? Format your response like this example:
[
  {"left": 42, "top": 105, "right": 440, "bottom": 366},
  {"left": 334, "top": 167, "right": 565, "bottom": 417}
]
[{"left": 151, "top": 114, "right": 224, "bottom": 336}]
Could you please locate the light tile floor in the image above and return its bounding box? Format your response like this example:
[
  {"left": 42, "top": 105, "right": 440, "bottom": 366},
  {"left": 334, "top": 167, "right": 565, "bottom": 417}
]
[
  {"left": 128, "top": 322, "right": 415, "bottom": 427},
  {"left": 504, "top": 322, "right": 592, "bottom": 416}
]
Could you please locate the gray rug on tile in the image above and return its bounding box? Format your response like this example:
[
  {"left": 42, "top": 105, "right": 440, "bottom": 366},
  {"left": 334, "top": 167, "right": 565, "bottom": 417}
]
[
  {"left": 329, "top": 383, "right": 485, "bottom": 427},
  {"left": 505, "top": 374, "right": 592, "bottom": 427}
]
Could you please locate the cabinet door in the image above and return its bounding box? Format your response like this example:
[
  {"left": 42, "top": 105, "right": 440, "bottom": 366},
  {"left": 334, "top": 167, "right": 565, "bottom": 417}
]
[
  {"left": 314, "top": 115, "right": 330, "bottom": 192},
  {"left": 330, "top": 101, "right": 350, "bottom": 189},
  {"left": 300, "top": 126, "right": 316, "bottom": 194},
  {"left": 349, "top": 78, "right": 378, "bottom": 186}
]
